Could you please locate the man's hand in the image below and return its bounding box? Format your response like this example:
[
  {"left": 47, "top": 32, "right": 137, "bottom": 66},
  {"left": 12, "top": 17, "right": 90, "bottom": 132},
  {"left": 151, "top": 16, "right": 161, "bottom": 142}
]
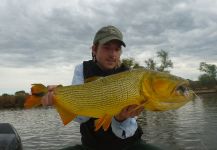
[
  {"left": 114, "top": 101, "right": 145, "bottom": 122},
  {"left": 41, "top": 85, "right": 57, "bottom": 106}
]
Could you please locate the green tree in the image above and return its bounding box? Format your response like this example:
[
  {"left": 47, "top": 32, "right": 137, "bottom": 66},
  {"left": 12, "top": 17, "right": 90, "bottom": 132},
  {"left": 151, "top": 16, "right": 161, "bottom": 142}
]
[
  {"left": 143, "top": 50, "right": 173, "bottom": 72},
  {"left": 2, "top": 93, "right": 10, "bottom": 96},
  {"left": 15, "top": 90, "right": 26, "bottom": 96},
  {"left": 144, "top": 58, "right": 156, "bottom": 70},
  {"left": 15, "top": 91, "right": 28, "bottom": 108},
  {"left": 157, "top": 50, "right": 173, "bottom": 72},
  {"left": 198, "top": 74, "right": 216, "bottom": 88},
  {"left": 122, "top": 50, "right": 173, "bottom": 72},
  {"left": 0, "top": 94, "right": 16, "bottom": 108},
  {"left": 198, "top": 62, "right": 217, "bottom": 88},
  {"left": 122, "top": 58, "right": 143, "bottom": 69},
  {"left": 199, "top": 62, "right": 217, "bottom": 79}
]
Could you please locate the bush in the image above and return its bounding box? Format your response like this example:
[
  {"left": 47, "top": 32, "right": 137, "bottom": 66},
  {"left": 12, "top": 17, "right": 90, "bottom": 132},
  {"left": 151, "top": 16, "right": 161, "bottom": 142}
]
[{"left": 198, "top": 74, "right": 217, "bottom": 88}]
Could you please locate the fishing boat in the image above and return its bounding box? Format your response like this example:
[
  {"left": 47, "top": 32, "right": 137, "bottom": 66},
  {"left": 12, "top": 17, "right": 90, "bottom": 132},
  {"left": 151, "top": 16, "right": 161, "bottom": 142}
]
[{"left": 0, "top": 123, "right": 23, "bottom": 150}]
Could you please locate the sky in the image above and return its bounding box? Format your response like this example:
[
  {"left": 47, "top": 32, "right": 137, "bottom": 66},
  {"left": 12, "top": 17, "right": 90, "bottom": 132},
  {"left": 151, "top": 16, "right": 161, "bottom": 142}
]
[{"left": 0, "top": 0, "right": 217, "bottom": 94}]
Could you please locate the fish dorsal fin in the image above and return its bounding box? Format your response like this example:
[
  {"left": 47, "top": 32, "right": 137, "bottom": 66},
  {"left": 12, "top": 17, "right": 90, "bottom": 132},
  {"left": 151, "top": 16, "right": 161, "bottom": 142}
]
[
  {"left": 94, "top": 114, "right": 112, "bottom": 131},
  {"left": 84, "top": 76, "right": 102, "bottom": 83},
  {"left": 54, "top": 97, "right": 77, "bottom": 125}
]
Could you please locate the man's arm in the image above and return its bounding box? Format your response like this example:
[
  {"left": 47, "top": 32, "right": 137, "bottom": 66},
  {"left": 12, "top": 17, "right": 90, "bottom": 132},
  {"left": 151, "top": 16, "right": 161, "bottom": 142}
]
[
  {"left": 111, "top": 117, "right": 138, "bottom": 139},
  {"left": 111, "top": 104, "right": 144, "bottom": 139}
]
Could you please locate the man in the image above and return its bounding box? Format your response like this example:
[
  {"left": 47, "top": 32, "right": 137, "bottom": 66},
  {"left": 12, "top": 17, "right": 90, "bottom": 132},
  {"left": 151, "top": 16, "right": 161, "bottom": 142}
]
[{"left": 43, "top": 25, "right": 161, "bottom": 150}]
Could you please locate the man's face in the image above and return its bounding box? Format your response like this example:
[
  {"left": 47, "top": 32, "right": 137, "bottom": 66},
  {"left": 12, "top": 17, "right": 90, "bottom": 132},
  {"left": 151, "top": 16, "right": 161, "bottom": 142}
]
[{"left": 93, "top": 40, "right": 122, "bottom": 70}]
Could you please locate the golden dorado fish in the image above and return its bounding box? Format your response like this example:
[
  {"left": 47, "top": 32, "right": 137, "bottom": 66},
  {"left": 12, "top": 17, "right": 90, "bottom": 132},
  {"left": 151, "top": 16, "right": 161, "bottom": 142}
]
[{"left": 25, "top": 69, "right": 194, "bottom": 131}]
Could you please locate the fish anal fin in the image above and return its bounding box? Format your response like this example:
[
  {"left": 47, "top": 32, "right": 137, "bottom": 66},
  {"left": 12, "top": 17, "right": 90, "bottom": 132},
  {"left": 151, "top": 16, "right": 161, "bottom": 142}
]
[
  {"left": 102, "top": 116, "right": 112, "bottom": 131},
  {"left": 55, "top": 101, "right": 77, "bottom": 125},
  {"left": 94, "top": 116, "right": 105, "bottom": 131},
  {"left": 24, "top": 95, "right": 42, "bottom": 109},
  {"left": 94, "top": 114, "right": 112, "bottom": 131}
]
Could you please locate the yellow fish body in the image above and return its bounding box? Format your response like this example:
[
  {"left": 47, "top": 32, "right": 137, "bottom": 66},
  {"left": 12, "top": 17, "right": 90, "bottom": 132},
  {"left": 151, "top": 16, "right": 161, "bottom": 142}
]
[{"left": 25, "top": 69, "right": 194, "bottom": 131}]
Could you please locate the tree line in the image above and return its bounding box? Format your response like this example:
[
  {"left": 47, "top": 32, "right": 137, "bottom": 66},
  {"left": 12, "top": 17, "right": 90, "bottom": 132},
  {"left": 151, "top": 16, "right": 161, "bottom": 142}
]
[
  {"left": 122, "top": 50, "right": 173, "bottom": 73},
  {"left": 0, "top": 91, "right": 29, "bottom": 109},
  {"left": 122, "top": 49, "right": 217, "bottom": 90},
  {"left": 0, "top": 50, "right": 216, "bottom": 109}
]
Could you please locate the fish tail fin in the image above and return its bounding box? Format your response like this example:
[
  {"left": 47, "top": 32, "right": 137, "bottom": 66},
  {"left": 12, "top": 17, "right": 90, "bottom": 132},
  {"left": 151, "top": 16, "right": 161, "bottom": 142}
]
[
  {"left": 24, "top": 84, "right": 48, "bottom": 108},
  {"left": 54, "top": 96, "right": 77, "bottom": 125},
  {"left": 94, "top": 114, "right": 112, "bottom": 131}
]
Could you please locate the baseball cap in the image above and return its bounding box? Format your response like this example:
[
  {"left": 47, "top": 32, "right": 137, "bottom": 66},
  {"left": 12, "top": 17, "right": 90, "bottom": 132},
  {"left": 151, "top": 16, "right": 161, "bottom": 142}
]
[{"left": 93, "top": 25, "right": 126, "bottom": 47}]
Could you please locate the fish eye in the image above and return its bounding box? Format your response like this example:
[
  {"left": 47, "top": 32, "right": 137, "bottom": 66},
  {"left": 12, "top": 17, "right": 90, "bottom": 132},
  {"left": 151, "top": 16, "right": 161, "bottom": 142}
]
[
  {"left": 176, "top": 85, "right": 189, "bottom": 96},
  {"left": 177, "top": 86, "right": 185, "bottom": 92}
]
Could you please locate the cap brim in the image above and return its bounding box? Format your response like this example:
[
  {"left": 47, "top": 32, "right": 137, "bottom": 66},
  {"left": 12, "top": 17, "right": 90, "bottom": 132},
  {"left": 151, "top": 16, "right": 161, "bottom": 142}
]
[{"left": 99, "top": 36, "right": 126, "bottom": 47}]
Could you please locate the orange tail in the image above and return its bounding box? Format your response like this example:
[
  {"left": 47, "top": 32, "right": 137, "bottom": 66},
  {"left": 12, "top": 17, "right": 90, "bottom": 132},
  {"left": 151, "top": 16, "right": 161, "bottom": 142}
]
[{"left": 24, "top": 84, "right": 48, "bottom": 108}]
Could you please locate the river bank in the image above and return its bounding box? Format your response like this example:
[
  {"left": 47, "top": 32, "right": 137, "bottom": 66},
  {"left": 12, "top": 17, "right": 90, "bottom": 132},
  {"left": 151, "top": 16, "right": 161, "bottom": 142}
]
[{"left": 194, "top": 88, "right": 217, "bottom": 94}]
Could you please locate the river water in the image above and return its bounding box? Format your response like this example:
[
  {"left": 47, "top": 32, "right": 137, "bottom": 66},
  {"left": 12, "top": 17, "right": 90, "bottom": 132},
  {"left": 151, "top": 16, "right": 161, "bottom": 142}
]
[{"left": 0, "top": 93, "right": 217, "bottom": 150}]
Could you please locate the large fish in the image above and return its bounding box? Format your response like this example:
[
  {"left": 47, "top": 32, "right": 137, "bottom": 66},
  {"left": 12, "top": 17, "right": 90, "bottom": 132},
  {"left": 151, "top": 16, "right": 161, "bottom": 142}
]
[{"left": 25, "top": 69, "right": 194, "bottom": 131}]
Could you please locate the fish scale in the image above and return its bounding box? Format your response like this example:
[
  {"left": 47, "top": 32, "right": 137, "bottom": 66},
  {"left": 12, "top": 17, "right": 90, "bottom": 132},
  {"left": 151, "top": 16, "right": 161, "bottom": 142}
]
[{"left": 54, "top": 70, "right": 144, "bottom": 117}]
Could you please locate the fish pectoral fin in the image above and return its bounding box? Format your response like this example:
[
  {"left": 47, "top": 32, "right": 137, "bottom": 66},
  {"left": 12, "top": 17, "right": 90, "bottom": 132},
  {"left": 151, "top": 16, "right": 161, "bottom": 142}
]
[
  {"left": 94, "top": 114, "right": 112, "bottom": 131},
  {"left": 128, "top": 102, "right": 146, "bottom": 114},
  {"left": 55, "top": 103, "right": 77, "bottom": 126}
]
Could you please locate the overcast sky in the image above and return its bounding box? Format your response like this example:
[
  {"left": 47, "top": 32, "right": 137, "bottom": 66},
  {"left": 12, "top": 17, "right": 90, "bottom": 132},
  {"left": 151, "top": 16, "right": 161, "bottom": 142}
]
[{"left": 0, "top": 0, "right": 217, "bottom": 94}]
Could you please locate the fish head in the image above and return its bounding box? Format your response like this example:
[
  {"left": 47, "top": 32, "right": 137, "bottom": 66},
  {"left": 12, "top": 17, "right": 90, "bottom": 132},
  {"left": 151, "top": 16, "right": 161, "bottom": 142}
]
[{"left": 142, "top": 71, "right": 194, "bottom": 111}]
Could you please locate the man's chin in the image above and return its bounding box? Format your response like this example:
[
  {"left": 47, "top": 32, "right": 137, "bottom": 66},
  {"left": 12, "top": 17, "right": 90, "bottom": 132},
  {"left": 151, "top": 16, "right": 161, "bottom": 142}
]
[{"left": 104, "top": 64, "right": 116, "bottom": 70}]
